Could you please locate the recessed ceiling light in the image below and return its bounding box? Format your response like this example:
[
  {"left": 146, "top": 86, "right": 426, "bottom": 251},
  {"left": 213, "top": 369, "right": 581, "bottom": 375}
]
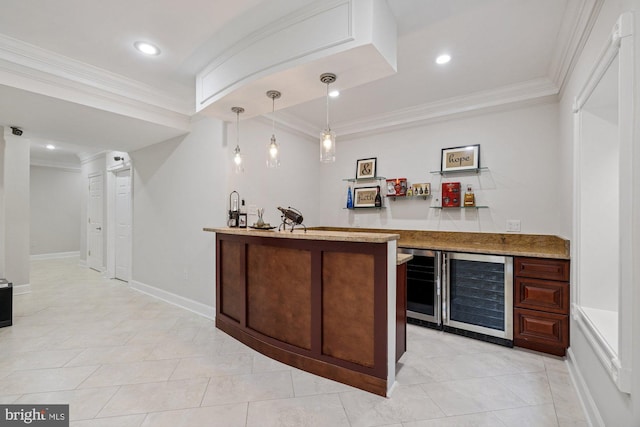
[
  {"left": 134, "top": 41, "right": 161, "bottom": 56},
  {"left": 329, "top": 90, "right": 340, "bottom": 98},
  {"left": 436, "top": 54, "right": 451, "bottom": 65},
  {"left": 46, "top": 144, "right": 55, "bottom": 150}
]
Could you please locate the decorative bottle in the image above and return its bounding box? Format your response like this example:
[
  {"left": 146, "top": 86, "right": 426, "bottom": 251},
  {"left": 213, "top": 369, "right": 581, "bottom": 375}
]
[
  {"left": 463, "top": 184, "right": 476, "bottom": 207},
  {"left": 347, "top": 186, "right": 354, "bottom": 209},
  {"left": 374, "top": 185, "right": 382, "bottom": 208}
]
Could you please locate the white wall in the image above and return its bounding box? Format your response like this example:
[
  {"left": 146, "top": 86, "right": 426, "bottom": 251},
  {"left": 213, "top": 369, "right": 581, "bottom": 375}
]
[
  {"left": 320, "top": 102, "right": 562, "bottom": 235},
  {"left": 128, "top": 115, "right": 319, "bottom": 313},
  {"left": 558, "top": 1, "right": 640, "bottom": 425},
  {"left": 30, "top": 165, "right": 82, "bottom": 256}
]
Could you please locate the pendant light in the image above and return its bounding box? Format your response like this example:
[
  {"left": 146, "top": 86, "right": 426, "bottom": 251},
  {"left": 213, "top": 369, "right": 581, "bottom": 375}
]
[
  {"left": 266, "top": 90, "right": 281, "bottom": 168},
  {"left": 231, "top": 106, "right": 245, "bottom": 173},
  {"left": 319, "top": 73, "right": 337, "bottom": 163}
]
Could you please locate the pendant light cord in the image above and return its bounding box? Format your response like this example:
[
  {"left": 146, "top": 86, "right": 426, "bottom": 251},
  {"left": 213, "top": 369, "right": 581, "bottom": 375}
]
[
  {"left": 325, "top": 82, "right": 330, "bottom": 130},
  {"left": 272, "top": 96, "right": 276, "bottom": 135}
]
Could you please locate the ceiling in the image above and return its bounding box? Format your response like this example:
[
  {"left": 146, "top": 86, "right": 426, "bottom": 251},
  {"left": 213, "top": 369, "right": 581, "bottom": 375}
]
[{"left": 0, "top": 0, "right": 597, "bottom": 165}]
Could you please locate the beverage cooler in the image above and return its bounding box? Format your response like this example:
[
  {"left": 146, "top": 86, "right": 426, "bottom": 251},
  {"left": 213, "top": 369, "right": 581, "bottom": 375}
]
[{"left": 399, "top": 249, "right": 513, "bottom": 344}]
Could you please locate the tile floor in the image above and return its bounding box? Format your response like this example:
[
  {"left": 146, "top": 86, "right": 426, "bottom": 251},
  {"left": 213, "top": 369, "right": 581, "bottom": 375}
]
[{"left": 0, "top": 257, "right": 589, "bottom": 427}]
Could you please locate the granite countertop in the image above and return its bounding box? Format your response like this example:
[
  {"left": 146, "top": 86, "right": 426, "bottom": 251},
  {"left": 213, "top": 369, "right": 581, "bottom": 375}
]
[
  {"left": 396, "top": 253, "right": 413, "bottom": 265},
  {"left": 311, "top": 227, "right": 570, "bottom": 259},
  {"left": 204, "top": 227, "right": 399, "bottom": 243}
]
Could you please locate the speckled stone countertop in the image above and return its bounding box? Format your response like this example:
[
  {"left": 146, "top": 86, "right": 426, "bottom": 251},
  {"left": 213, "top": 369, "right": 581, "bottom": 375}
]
[
  {"left": 311, "top": 227, "right": 570, "bottom": 259},
  {"left": 204, "top": 227, "right": 399, "bottom": 243},
  {"left": 396, "top": 253, "right": 413, "bottom": 265}
]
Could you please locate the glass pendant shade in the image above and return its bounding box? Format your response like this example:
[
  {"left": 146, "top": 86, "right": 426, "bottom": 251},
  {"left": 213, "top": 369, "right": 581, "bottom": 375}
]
[
  {"left": 319, "top": 73, "right": 337, "bottom": 163},
  {"left": 320, "top": 129, "right": 336, "bottom": 162},
  {"left": 266, "top": 90, "right": 282, "bottom": 168},
  {"left": 231, "top": 106, "right": 244, "bottom": 174},
  {"left": 267, "top": 135, "right": 280, "bottom": 168}
]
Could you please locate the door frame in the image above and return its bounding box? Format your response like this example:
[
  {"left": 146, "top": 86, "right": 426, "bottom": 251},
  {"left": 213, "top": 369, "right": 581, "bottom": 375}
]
[
  {"left": 87, "top": 171, "right": 105, "bottom": 272},
  {"left": 106, "top": 163, "right": 133, "bottom": 282}
]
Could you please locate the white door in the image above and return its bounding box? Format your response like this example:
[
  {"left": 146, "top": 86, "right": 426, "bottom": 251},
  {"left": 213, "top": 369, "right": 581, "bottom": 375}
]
[
  {"left": 114, "top": 169, "right": 131, "bottom": 281},
  {"left": 87, "top": 173, "right": 104, "bottom": 271}
]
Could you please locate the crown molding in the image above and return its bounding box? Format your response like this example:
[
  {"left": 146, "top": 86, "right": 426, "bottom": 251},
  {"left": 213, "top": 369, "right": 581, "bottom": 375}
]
[
  {"left": 0, "top": 34, "right": 193, "bottom": 128},
  {"left": 548, "top": 0, "right": 605, "bottom": 97},
  {"left": 79, "top": 151, "right": 108, "bottom": 165},
  {"left": 30, "top": 158, "right": 81, "bottom": 172},
  {"left": 277, "top": 77, "right": 560, "bottom": 140}
]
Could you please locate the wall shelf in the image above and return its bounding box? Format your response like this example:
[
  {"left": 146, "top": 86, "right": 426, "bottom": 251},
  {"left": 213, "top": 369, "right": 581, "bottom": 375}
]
[
  {"left": 343, "top": 206, "right": 385, "bottom": 210},
  {"left": 430, "top": 167, "right": 489, "bottom": 176},
  {"left": 431, "top": 206, "right": 488, "bottom": 209},
  {"left": 343, "top": 176, "right": 386, "bottom": 183}
]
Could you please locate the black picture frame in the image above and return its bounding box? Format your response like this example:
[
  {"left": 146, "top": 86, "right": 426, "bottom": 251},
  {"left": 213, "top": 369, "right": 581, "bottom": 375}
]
[
  {"left": 353, "top": 186, "right": 378, "bottom": 208},
  {"left": 356, "top": 157, "right": 377, "bottom": 179},
  {"left": 441, "top": 144, "right": 480, "bottom": 172},
  {"left": 238, "top": 213, "right": 247, "bottom": 228}
]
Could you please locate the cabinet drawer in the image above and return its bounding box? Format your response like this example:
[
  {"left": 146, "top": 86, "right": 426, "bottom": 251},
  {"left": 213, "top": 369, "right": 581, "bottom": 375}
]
[
  {"left": 514, "top": 278, "right": 569, "bottom": 314},
  {"left": 514, "top": 308, "right": 569, "bottom": 356},
  {"left": 515, "top": 257, "right": 570, "bottom": 281}
]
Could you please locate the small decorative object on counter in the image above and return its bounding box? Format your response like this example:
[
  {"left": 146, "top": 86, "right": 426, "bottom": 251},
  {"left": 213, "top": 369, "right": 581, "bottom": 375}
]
[
  {"left": 442, "top": 182, "right": 461, "bottom": 207},
  {"left": 464, "top": 184, "right": 476, "bottom": 207},
  {"left": 277, "top": 206, "right": 306, "bottom": 232},
  {"left": 256, "top": 208, "right": 265, "bottom": 227},
  {"left": 374, "top": 186, "right": 382, "bottom": 207},
  {"left": 406, "top": 186, "right": 413, "bottom": 197},
  {"left": 228, "top": 191, "right": 240, "bottom": 227},
  {"left": 347, "top": 186, "right": 354, "bottom": 209},
  {"left": 238, "top": 213, "right": 247, "bottom": 228}
]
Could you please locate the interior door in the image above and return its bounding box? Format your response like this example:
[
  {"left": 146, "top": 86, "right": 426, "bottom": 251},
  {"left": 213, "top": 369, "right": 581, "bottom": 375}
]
[
  {"left": 87, "top": 173, "right": 104, "bottom": 271},
  {"left": 114, "top": 169, "right": 131, "bottom": 281}
]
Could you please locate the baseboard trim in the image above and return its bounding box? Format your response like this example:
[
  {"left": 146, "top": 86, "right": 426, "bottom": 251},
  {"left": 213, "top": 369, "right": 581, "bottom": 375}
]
[
  {"left": 567, "top": 347, "right": 605, "bottom": 427},
  {"left": 78, "top": 259, "right": 87, "bottom": 268},
  {"left": 13, "top": 284, "right": 32, "bottom": 295},
  {"left": 130, "top": 280, "right": 215, "bottom": 320},
  {"left": 31, "top": 251, "right": 80, "bottom": 261}
]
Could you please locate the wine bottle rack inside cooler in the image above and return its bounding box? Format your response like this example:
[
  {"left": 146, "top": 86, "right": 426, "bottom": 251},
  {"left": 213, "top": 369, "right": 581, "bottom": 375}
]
[{"left": 444, "top": 253, "right": 513, "bottom": 340}]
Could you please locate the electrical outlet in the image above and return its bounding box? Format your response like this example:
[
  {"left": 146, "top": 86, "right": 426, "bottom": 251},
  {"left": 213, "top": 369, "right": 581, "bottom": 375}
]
[{"left": 506, "top": 220, "right": 521, "bottom": 232}]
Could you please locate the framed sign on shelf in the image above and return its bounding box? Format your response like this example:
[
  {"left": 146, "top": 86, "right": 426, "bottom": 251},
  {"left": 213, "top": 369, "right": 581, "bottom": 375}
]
[
  {"left": 356, "top": 157, "right": 377, "bottom": 179},
  {"left": 353, "top": 186, "right": 378, "bottom": 208},
  {"left": 441, "top": 144, "right": 480, "bottom": 172}
]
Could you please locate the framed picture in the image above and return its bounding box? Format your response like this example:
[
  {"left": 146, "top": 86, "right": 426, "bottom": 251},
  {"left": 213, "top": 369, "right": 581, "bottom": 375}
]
[
  {"left": 441, "top": 144, "right": 480, "bottom": 172},
  {"left": 353, "top": 186, "right": 378, "bottom": 208},
  {"left": 356, "top": 157, "right": 377, "bottom": 179},
  {"left": 238, "top": 213, "right": 247, "bottom": 228}
]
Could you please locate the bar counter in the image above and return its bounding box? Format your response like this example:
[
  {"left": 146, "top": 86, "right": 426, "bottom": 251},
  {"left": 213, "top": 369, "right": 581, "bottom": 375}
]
[{"left": 205, "top": 227, "right": 400, "bottom": 396}]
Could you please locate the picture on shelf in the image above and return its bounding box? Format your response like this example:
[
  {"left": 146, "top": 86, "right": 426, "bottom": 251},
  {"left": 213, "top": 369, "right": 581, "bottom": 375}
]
[
  {"left": 441, "top": 144, "right": 480, "bottom": 172},
  {"left": 386, "top": 178, "right": 407, "bottom": 196},
  {"left": 238, "top": 213, "right": 247, "bottom": 228},
  {"left": 355, "top": 157, "right": 377, "bottom": 179},
  {"left": 412, "top": 183, "right": 431, "bottom": 196},
  {"left": 353, "top": 186, "right": 378, "bottom": 208}
]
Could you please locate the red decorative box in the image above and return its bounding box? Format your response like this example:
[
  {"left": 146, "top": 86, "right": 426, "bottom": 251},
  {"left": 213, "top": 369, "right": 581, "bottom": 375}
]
[
  {"left": 442, "top": 182, "right": 461, "bottom": 207},
  {"left": 386, "top": 178, "right": 407, "bottom": 196}
]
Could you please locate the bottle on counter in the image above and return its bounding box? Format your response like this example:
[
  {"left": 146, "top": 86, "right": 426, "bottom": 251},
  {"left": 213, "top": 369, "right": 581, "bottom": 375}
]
[
  {"left": 347, "top": 186, "right": 354, "bottom": 209},
  {"left": 463, "top": 184, "right": 476, "bottom": 207},
  {"left": 407, "top": 186, "right": 413, "bottom": 197},
  {"left": 375, "top": 185, "right": 382, "bottom": 207}
]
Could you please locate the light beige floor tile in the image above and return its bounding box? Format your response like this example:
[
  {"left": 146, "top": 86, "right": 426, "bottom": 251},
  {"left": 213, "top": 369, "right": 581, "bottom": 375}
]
[
  {"left": 0, "top": 349, "right": 83, "bottom": 371},
  {"left": 70, "top": 414, "right": 146, "bottom": 427},
  {"left": 79, "top": 359, "right": 179, "bottom": 388},
  {"left": 339, "top": 384, "right": 445, "bottom": 427},
  {"left": 290, "top": 368, "right": 357, "bottom": 397},
  {"left": 556, "top": 416, "right": 590, "bottom": 427},
  {"left": 97, "top": 378, "right": 208, "bottom": 417},
  {"left": 0, "top": 395, "right": 21, "bottom": 404},
  {"left": 59, "top": 331, "right": 137, "bottom": 350},
  {"left": 140, "top": 403, "right": 247, "bottom": 427},
  {"left": 492, "top": 403, "right": 559, "bottom": 426},
  {"left": 547, "top": 370, "right": 587, "bottom": 422},
  {"left": 146, "top": 339, "right": 217, "bottom": 360},
  {"left": 0, "top": 365, "right": 99, "bottom": 396},
  {"left": 201, "top": 371, "right": 294, "bottom": 406},
  {"left": 65, "top": 345, "right": 156, "bottom": 367},
  {"left": 403, "top": 412, "right": 506, "bottom": 427},
  {"left": 251, "top": 351, "right": 293, "bottom": 373},
  {"left": 421, "top": 377, "right": 527, "bottom": 416},
  {"left": 14, "top": 386, "right": 119, "bottom": 421},
  {"left": 246, "top": 394, "right": 350, "bottom": 427},
  {"left": 170, "top": 353, "right": 253, "bottom": 380},
  {"left": 492, "top": 372, "right": 554, "bottom": 405}
]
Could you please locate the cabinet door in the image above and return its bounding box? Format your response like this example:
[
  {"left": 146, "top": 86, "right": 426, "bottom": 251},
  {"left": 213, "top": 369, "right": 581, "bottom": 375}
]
[
  {"left": 514, "top": 308, "right": 569, "bottom": 356},
  {"left": 515, "top": 257, "right": 569, "bottom": 281},
  {"left": 514, "top": 278, "right": 569, "bottom": 314}
]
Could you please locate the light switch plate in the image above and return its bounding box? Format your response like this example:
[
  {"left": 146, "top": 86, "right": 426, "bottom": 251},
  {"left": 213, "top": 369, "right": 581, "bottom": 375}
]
[{"left": 506, "top": 219, "right": 521, "bottom": 232}]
